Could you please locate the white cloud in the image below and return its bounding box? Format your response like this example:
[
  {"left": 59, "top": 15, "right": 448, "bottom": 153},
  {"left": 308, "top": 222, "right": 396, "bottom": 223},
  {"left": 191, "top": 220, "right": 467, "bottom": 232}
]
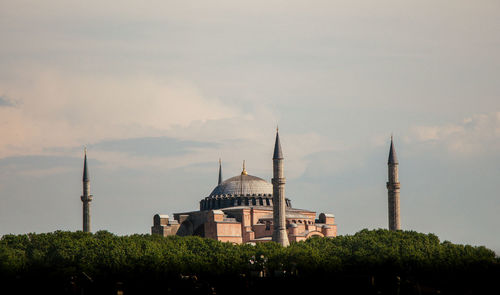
[
  {"left": 411, "top": 125, "right": 464, "bottom": 142},
  {"left": 407, "top": 112, "right": 500, "bottom": 155},
  {"left": 0, "top": 69, "right": 337, "bottom": 181},
  {"left": 0, "top": 69, "right": 241, "bottom": 158}
]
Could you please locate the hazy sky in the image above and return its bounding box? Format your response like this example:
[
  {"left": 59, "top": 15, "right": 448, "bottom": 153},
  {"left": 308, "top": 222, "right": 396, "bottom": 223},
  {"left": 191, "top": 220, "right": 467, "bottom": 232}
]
[{"left": 0, "top": 1, "right": 499, "bottom": 253}]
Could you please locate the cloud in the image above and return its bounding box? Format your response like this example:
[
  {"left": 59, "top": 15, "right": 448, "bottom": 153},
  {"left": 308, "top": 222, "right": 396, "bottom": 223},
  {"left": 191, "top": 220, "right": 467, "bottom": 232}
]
[
  {"left": 90, "top": 137, "right": 219, "bottom": 157},
  {"left": 407, "top": 112, "right": 500, "bottom": 155},
  {"left": 0, "top": 69, "right": 242, "bottom": 158},
  {"left": 0, "top": 155, "right": 81, "bottom": 178},
  {"left": 0, "top": 68, "right": 336, "bottom": 182},
  {"left": 0, "top": 95, "right": 16, "bottom": 107}
]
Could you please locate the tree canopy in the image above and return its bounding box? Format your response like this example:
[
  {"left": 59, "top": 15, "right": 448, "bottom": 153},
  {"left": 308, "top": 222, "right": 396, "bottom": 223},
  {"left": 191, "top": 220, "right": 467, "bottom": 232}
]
[{"left": 1, "top": 229, "right": 498, "bottom": 294}]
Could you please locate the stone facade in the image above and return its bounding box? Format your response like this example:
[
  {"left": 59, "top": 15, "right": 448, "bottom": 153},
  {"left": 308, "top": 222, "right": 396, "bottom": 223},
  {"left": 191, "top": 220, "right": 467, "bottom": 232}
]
[
  {"left": 152, "top": 206, "right": 337, "bottom": 244},
  {"left": 151, "top": 214, "right": 179, "bottom": 236}
]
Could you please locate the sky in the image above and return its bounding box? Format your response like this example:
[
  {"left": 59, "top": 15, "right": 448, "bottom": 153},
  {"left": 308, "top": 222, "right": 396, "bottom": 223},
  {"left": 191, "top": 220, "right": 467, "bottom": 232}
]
[{"left": 0, "top": 0, "right": 499, "bottom": 253}]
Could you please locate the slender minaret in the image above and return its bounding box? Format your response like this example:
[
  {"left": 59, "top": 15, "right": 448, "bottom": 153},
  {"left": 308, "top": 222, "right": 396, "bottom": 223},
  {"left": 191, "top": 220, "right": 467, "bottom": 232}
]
[
  {"left": 272, "top": 128, "right": 290, "bottom": 246},
  {"left": 386, "top": 136, "right": 401, "bottom": 231},
  {"left": 81, "top": 148, "right": 93, "bottom": 232},
  {"left": 218, "top": 158, "right": 223, "bottom": 185}
]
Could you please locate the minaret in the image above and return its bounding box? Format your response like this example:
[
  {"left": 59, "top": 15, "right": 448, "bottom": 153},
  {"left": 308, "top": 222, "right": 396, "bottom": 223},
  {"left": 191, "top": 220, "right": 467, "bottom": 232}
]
[
  {"left": 386, "top": 136, "right": 401, "bottom": 231},
  {"left": 218, "top": 158, "right": 223, "bottom": 185},
  {"left": 81, "top": 148, "right": 93, "bottom": 232},
  {"left": 272, "top": 128, "right": 290, "bottom": 246}
]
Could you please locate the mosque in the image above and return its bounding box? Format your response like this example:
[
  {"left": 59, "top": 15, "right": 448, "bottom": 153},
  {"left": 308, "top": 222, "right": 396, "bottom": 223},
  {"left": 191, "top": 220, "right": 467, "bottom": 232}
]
[
  {"left": 151, "top": 130, "right": 337, "bottom": 244},
  {"left": 79, "top": 129, "right": 401, "bottom": 245}
]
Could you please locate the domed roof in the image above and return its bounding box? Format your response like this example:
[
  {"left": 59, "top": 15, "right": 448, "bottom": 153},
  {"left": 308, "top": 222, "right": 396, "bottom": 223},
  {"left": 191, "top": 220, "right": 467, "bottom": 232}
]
[{"left": 209, "top": 174, "right": 272, "bottom": 197}]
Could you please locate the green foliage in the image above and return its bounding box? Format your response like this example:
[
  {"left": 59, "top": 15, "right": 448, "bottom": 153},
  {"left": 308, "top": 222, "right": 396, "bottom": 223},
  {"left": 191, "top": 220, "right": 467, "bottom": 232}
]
[{"left": 0, "top": 229, "right": 498, "bottom": 294}]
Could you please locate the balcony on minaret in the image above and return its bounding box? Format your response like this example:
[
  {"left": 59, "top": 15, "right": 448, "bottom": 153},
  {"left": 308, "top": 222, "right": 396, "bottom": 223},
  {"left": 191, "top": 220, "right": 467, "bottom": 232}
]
[
  {"left": 386, "top": 182, "right": 400, "bottom": 189},
  {"left": 81, "top": 195, "right": 93, "bottom": 202}
]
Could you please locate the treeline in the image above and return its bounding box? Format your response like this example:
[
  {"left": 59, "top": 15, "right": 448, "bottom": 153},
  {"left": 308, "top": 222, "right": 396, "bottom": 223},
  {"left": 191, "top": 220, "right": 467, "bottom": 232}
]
[{"left": 0, "top": 229, "right": 498, "bottom": 294}]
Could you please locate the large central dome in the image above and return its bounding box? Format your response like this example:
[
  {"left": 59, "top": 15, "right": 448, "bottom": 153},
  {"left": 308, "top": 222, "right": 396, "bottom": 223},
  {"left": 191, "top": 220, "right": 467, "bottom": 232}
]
[
  {"left": 209, "top": 174, "right": 272, "bottom": 197},
  {"left": 200, "top": 168, "right": 292, "bottom": 211}
]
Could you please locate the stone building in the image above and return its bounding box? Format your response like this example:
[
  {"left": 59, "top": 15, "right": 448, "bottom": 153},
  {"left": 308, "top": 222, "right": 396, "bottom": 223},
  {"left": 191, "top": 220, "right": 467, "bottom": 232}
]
[{"left": 152, "top": 130, "right": 337, "bottom": 244}]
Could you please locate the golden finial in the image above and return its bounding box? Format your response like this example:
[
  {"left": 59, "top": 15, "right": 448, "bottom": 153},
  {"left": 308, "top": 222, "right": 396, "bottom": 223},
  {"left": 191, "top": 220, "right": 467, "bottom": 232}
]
[
  {"left": 219, "top": 158, "right": 221, "bottom": 165},
  {"left": 84, "top": 146, "right": 87, "bottom": 155},
  {"left": 241, "top": 160, "right": 248, "bottom": 175},
  {"left": 276, "top": 125, "right": 279, "bottom": 132}
]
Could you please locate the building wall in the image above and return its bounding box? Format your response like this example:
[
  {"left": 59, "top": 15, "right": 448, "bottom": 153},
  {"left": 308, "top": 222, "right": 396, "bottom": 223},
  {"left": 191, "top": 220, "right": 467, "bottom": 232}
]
[
  {"left": 217, "top": 222, "right": 242, "bottom": 237},
  {"left": 152, "top": 208, "right": 337, "bottom": 243},
  {"left": 203, "top": 210, "right": 243, "bottom": 243},
  {"left": 151, "top": 214, "right": 181, "bottom": 237}
]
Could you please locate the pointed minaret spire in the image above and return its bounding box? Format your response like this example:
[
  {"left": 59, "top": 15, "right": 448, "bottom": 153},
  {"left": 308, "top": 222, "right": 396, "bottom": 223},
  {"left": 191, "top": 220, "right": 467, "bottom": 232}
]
[
  {"left": 388, "top": 135, "right": 398, "bottom": 164},
  {"left": 218, "top": 158, "right": 223, "bottom": 185},
  {"left": 273, "top": 127, "right": 283, "bottom": 159},
  {"left": 83, "top": 147, "right": 89, "bottom": 182}
]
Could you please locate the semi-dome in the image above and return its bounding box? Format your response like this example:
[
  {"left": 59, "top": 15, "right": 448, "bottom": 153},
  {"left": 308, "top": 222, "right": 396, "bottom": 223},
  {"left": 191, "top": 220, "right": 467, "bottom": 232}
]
[{"left": 209, "top": 174, "right": 272, "bottom": 197}]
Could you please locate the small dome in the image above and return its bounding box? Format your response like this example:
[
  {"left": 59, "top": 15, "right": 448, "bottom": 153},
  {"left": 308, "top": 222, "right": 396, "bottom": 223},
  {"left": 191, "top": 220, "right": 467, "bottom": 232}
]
[{"left": 209, "top": 174, "right": 272, "bottom": 197}]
